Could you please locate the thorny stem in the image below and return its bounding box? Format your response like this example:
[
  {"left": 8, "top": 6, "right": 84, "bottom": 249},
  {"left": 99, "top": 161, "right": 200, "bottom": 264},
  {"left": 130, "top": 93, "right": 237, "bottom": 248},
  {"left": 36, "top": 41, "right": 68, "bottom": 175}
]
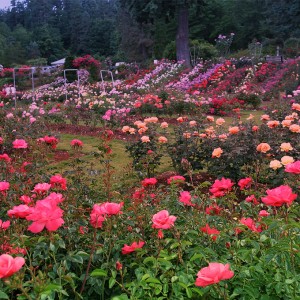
[{"left": 79, "top": 226, "right": 97, "bottom": 295}]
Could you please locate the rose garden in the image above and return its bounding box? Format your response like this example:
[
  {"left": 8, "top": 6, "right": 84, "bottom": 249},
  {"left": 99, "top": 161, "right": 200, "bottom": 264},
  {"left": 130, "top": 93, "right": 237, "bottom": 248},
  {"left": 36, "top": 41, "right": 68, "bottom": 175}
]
[{"left": 0, "top": 55, "right": 299, "bottom": 299}]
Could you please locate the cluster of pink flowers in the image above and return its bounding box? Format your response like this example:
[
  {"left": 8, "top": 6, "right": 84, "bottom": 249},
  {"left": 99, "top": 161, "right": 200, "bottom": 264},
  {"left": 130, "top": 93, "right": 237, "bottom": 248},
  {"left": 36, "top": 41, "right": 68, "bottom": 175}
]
[{"left": 90, "top": 202, "right": 124, "bottom": 228}]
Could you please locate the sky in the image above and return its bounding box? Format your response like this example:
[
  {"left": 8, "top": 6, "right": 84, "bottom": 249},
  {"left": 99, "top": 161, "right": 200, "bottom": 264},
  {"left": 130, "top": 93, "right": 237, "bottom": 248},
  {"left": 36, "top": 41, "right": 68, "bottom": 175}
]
[{"left": 0, "top": 0, "right": 11, "bottom": 9}]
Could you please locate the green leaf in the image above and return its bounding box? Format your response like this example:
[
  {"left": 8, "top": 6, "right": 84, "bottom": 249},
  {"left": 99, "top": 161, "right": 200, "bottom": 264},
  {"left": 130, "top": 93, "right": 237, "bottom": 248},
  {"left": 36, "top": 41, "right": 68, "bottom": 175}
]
[
  {"left": 190, "top": 253, "right": 203, "bottom": 262},
  {"left": 0, "top": 291, "right": 9, "bottom": 299},
  {"left": 90, "top": 269, "right": 107, "bottom": 277},
  {"left": 111, "top": 295, "right": 129, "bottom": 300},
  {"left": 109, "top": 277, "right": 116, "bottom": 288},
  {"left": 145, "top": 277, "right": 161, "bottom": 284},
  {"left": 186, "top": 287, "right": 192, "bottom": 298}
]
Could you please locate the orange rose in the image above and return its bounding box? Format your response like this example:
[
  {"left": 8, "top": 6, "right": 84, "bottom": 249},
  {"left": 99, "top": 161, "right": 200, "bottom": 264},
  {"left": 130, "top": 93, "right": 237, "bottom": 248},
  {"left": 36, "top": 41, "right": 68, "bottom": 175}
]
[
  {"left": 228, "top": 126, "right": 239, "bottom": 134},
  {"left": 289, "top": 124, "right": 300, "bottom": 133},
  {"left": 216, "top": 118, "right": 225, "bottom": 126},
  {"left": 256, "top": 143, "right": 271, "bottom": 153},
  {"left": 212, "top": 147, "right": 223, "bottom": 158},
  {"left": 141, "top": 136, "right": 150, "bottom": 143}
]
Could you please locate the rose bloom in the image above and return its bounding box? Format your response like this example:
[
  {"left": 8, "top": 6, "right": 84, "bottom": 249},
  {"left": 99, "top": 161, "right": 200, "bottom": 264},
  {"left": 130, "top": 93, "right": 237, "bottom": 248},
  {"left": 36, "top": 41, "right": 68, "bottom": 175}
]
[
  {"left": 19, "top": 195, "right": 32, "bottom": 204},
  {"left": 218, "top": 134, "right": 227, "bottom": 141},
  {"left": 207, "top": 116, "right": 214, "bottom": 122},
  {"left": 245, "top": 195, "right": 259, "bottom": 205},
  {"left": 260, "top": 114, "right": 270, "bottom": 121},
  {"left": 0, "top": 137, "right": 3, "bottom": 144},
  {"left": 215, "top": 118, "right": 225, "bottom": 126},
  {"left": 209, "top": 178, "right": 234, "bottom": 197},
  {"left": 289, "top": 124, "right": 300, "bottom": 133},
  {"left": 238, "top": 177, "right": 252, "bottom": 190},
  {"left": 256, "top": 143, "right": 271, "bottom": 153},
  {"left": 205, "top": 203, "right": 222, "bottom": 215},
  {"left": 141, "top": 177, "right": 157, "bottom": 187},
  {"left": 121, "top": 241, "right": 145, "bottom": 255},
  {"left": 212, "top": 147, "right": 223, "bottom": 158},
  {"left": 177, "top": 117, "right": 184, "bottom": 123},
  {"left": 167, "top": 175, "right": 185, "bottom": 185},
  {"left": 261, "top": 185, "right": 297, "bottom": 207},
  {"left": 97, "top": 202, "right": 123, "bottom": 216},
  {"left": 141, "top": 136, "right": 150, "bottom": 143},
  {"left": 270, "top": 160, "right": 282, "bottom": 170},
  {"left": 195, "top": 263, "right": 234, "bottom": 287},
  {"left": 179, "top": 191, "right": 194, "bottom": 206},
  {"left": 12, "top": 139, "right": 28, "bottom": 149},
  {"left": 280, "top": 142, "right": 293, "bottom": 152},
  {"left": 240, "top": 217, "right": 262, "bottom": 233},
  {"left": 259, "top": 210, "right": 270, "bottom": 217},
  {"left": 122, "top": 126, "right": 130, "bottom": 133},
  {"left": 281, "top": 119, "right": 292, "bottom": 127},
  {"left": 33, "top": 183, "right": 51, "bottom": 194},
  {"left": 152, "top": 210, "right": 176, "bottom": 229},
  {"left": 292, "top": 103, "right": 300, "bottom": 111},
  {"left": 71, "top": 139, "right": 83, "bottom": 147},
  {"left": 158, "top": 136, "right": 168, "bottom": 143},
  {"left": 129, "top": 128, "right": 136, "bottom": 134},
  {"left": 0, "top": 181, "right": 10, "bottom": 193},
  {"left": 26, "top": 198, "right": 64, "bottom": 233},
  {"left": 267, "top": 120, "right": 280, "bottom": 128},
  {"left": 90, "top": 204, "right": 105, "bottom": 228},
  {"left": 285, "top": 160, "right": 300, "bottom": 174},
  {"left": 281, "top": 156, "right": 294, "bottom": 166},
  {"left": 8, "top": 205, "right": 33, "bottom": 219},
  {"left": 160, "top": 122, "right": 168, "bottom": 128},
  {"left": 183, "top": 132, "right": 191, "bottom": 139},
  {"left": 189, "top": 120, "right": 197, "bottom": 127},
  {"left": 0, "top": 254, "right": 25, "bottom": 279},
  {"left": 0, "top": 154, "right": 12, "bottom": 163},
  {"left": 0, "top": 220, "right": 10, "bottom": 230},
  {"left": 200, "top": 224, "right": 220, "bottom": 241},
  {"left": 252, "top": 125, "right": 259, "bottom": 132},
  {"left": 228, "top": 126, "right": 239, "bottom": 134},
  {"left": 50, "top": 174, "right": 67, "bottom": 190}
]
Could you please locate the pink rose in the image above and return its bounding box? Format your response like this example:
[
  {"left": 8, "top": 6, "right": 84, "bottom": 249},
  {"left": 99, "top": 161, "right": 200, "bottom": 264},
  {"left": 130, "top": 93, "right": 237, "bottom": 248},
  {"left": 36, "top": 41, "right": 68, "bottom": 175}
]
[
  {"left": 0, "top": 254, "right": 25, "bottom": 278},
  {"left": 152, "top": 210, "right": 176, "bottom": 229},
  {"left": 195, "top": 263, "right": 234, "bottom": 287},
  {"left": 12, "top": 139, "right": 28, "bottom": 149}
]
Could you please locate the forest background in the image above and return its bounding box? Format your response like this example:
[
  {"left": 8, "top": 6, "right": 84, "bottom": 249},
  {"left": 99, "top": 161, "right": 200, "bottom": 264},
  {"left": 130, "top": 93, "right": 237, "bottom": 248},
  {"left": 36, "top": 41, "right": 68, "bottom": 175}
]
[{"left": 0, "top": 0, "right": 299, "bottom": 67}]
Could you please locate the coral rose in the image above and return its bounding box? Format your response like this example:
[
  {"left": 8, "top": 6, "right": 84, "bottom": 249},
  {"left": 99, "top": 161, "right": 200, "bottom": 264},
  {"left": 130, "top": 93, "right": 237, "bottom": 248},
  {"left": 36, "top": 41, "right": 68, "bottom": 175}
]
[
  {"left": 160, "top": 122, "right": 168, "bottom": 128},
  {"left": 256, "top": 143, "right": 271, "bottom": 153},
  {"left": 152, "top": 210, "right": 176, "bottom": 229},
  {"left": 228, "top": 126, "right": 239, "bottom": 134},
  {"left": 238, "top": 177, "right": 252, "bottom": 190},
  {"left": 212, "top": 147, "right": 223, "bottom": 158},
  {"left": 141, "top": 136, "right": 150, "bottom": 143},
  {"left": 215, "top": 118, "right": 225, "bottom": 126},
  {"left": 289, "top": 124, "right": 300, "bottom": 133},
  {"left": 195, "top": 263, "right": 234, "bottom": 287},
  {"left": 261, "top": 185, "right": 297, "bottom": 207}
]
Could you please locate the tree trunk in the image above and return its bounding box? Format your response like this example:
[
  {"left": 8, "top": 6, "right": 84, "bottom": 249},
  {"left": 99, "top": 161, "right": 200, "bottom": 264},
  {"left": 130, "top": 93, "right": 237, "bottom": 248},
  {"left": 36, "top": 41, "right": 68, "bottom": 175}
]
[{"left": 176, "top": 5, "right": 191, "bottom": 68}]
